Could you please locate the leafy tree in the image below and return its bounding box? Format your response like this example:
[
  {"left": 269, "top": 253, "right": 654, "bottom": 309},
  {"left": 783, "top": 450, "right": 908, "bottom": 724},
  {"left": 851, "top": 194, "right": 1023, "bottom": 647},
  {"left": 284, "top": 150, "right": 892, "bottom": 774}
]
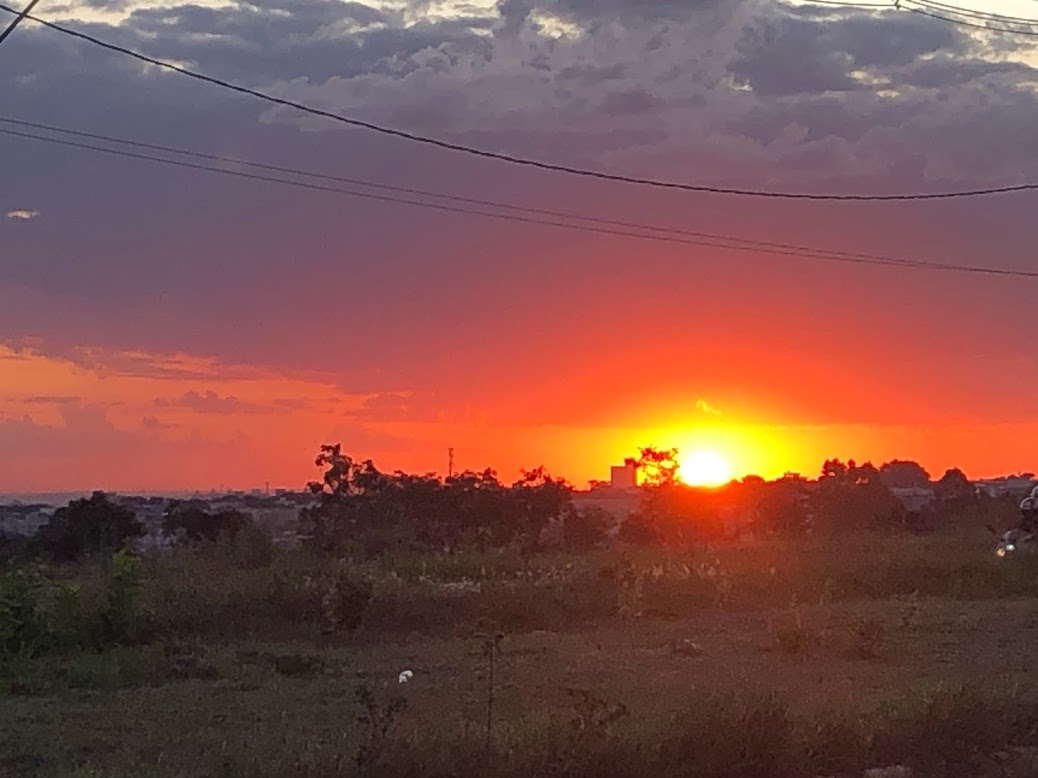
[
  {"left": 814, "top": 460, "right": 905, "bottom": 533},
  {"left": 879, "top": 460, "right": 932, "bottom": 489},
  {"left": 301, "top": 445, "right": 397, "bottom": 554},
  {"left": 617, "top": 513, "right": 662, "bottom": 546},
  {"left": 509, "top": 467, "right": 572, "bottom": 552},
  {"left": 847, "top": 461, "right": 880, "bottom": 486},
  {"left": 755, "top": 477, "right": 812, "bottom": 535},
  {"left": 934, "top": 468, "right": 977, "bottom": 515},
  {"left": 162, "top": 501, "right": 249, "bottom": 543},
  {"left": 561, "top": 506, "right": 611, "bottom": 550},
  {"left": 820, "top": 459, "right": 849, "bottom": 483},
  {"left": 32, "top": 492, "right": 143, "bottom": 563},
  {"left": 300, "top": 445, "right": 580, "bottom": 556},
  {"left": 625, "top": 446, "right": 680, "bottom": 487}
]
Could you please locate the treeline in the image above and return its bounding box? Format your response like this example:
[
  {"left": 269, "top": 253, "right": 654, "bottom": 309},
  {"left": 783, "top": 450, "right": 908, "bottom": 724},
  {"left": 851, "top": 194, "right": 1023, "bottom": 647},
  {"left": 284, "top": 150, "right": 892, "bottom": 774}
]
[
  {"left": 617, "top": 451, "right": 996, "bottom": 546},
  {"left": 298, "top": 445, "right": 1015, "bottom": 556},
  {"left": 0, "top": 492, "right": 267, "bottom": 566},
  {"left": 299, "top": 445, "right": 605, "bottom": 556},
  {"left": 0, "top": 447, "right": 1023, "bottom": 566}
]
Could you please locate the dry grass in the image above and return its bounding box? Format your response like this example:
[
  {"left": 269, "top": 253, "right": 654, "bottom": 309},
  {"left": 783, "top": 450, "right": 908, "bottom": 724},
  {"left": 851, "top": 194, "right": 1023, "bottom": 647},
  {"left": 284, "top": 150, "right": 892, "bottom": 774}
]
[{"left": 4, "top": 530, "right": 1038, "bottom": 776}]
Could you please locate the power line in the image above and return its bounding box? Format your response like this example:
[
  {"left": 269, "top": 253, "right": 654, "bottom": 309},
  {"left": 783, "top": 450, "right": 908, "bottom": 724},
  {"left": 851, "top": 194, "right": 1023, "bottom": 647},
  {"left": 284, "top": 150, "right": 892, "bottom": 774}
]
[
  {"left": 797, "top": 0, "right": 1038, "bottom": 26},
  {"left": 0, "top": 115, "right": 945, "bottom": 269},
  {"left": 2, "top": 4, "right": 1037, "bottom": 202},
  {"left": 900, "top": 1, "right": 1038, "bottom": 35},
  {"left": 0, "top": 0, "right": 40, "bottom": 47},
  {"left": 4, "top": 123, "right": 1038, "bottom": 280},
  {"left": 907, "top": 0, "right": 1038, "bottom": 26}
]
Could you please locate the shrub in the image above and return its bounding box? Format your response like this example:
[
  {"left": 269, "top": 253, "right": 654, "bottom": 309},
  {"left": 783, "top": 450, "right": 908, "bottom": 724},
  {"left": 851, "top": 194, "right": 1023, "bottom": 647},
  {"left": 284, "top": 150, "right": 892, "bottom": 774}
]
[
  {"left": 99, "top": 549, "right": 145, "bottom": 645},
  {"left": 0, "top": 550, "right": 147, "bottom": 663},
  {"left": 324, "top": 564, "right": 374, "bottom": 632},
  {"left": 770, "top": 611, "right": 815, "bottom": 656},
  {"left": 163, "top": 502, "right": 250, "bottom": 543},
  {"left": 868, "top": 683, "right": 1038, "bottom": 771},
  {"left": 31, "top": 492, "right": 143, "bottom": 563},
  {"left": 229, "top": 523, "right": 276, "bottom": 570},
  {"left": 0, "top": 565, "right": 79, "bottom": 659},
  {"left": 663, "top": 691, "right": 802, "bottom": 778}
]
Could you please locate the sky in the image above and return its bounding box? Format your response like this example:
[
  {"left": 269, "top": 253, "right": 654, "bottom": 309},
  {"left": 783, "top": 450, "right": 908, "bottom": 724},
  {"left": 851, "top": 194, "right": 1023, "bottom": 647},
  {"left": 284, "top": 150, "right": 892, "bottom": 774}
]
[{"left": 1, "top": 0, "right": 1037, "bottom": 493}]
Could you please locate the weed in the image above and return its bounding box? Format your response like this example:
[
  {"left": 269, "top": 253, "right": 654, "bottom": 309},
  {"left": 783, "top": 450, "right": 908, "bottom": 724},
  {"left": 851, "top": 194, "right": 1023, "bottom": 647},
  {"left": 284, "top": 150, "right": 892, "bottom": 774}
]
[
  {"left": 663, "top": 691, "right": 801, "bottom": 778},
  {"left": 272, "top": 653, "right": 326, "bottom": 678},
  {"left": 354, "top": 683, "right": 409, "bottom": 769},
  {"left": 847, "top": 618, "right": 886, "bottom": 660},
  {"left": 323, "top": 564, "right": 373, "bottom": 632},
  {"left": 477, "top": 621, "right": 505, "bottom": 751},
  {"left": 770, "top": 608, "right": 815, "bottom": 656}
]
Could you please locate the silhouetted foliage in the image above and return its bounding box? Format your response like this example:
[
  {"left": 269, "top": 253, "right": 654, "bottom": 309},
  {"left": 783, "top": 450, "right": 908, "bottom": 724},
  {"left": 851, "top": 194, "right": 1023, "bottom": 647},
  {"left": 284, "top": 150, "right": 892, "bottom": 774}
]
[
  {"left": 755, "top": 476, "right": 812, "bottom": 536},
  {"left": 560, "top": 506, "right": 611, "bottom": 550},
  {"left": 879, "top": 459, "right": 932, "bottom": 489},
  {"left": 31, "top": 492, "right": 143, "bottom": 563},
  {"left": 624, "top": 446, "right": 680, "bottom": 487},
  {"left": 162, "top": 502, "right": 249, "bottom": 543},
  {"left": 935, "top": 468, "right": 977, "bottom": 514},
  {"left": 300, "top": 445, "right": 574, "bottom": 556}
]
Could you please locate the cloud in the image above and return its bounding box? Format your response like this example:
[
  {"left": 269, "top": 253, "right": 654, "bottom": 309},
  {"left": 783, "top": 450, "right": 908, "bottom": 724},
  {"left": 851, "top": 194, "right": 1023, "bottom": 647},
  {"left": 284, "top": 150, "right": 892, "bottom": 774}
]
[
  {"left": 696, "top": 399, "right": 722, "bottom": 416},
  {"left": 141, "top": 415, "right": 177, "bottom": 431},
  {"left": 20, "top": 395, "right": 83, "bottom": 405},
  {"left": 6, "top": 210, "right": 40, "bottom": 221},
  {"left": 154, "top": 390, "right": 262, "bottom": 414},
  {"left": 1, "top": 0, "right": 1037, "bottom": 461}
]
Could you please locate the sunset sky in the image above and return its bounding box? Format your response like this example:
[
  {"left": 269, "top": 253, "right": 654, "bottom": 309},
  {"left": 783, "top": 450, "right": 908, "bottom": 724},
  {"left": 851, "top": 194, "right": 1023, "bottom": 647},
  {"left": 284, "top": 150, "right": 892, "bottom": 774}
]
[{"left": 2, "top": 0, "right": 1037, "bottom": 494}]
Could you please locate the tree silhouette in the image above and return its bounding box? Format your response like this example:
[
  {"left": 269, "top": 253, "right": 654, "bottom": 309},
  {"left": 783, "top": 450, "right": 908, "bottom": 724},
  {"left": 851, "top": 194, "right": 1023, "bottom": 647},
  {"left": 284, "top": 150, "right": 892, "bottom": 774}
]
[
  {"left": 879, "top": 460, "right": 932, "bottom": 489},
  {"left": 934, "top": 468, "right": 977, "bottom": 515},
  {"left": 162, "top": 501, "right": 249, "bottom": 542},
  {"left": 32, "top": 491, "right": 143, "bottom": 562},
  {"left": 625, "top": 446, "right": 680, "bottom": 487}
]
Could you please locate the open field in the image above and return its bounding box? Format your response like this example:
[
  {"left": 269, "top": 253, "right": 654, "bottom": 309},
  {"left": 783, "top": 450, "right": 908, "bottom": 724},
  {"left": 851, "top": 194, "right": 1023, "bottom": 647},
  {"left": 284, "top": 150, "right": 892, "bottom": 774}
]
[{"left": 5, "top": 531, "right": 1038, "bottom": 777}]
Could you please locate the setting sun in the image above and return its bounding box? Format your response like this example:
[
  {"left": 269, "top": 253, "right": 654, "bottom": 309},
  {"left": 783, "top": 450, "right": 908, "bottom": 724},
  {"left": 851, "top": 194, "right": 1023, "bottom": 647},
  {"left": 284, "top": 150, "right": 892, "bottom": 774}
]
[{"left": 679, "top": 450, "right": 733, "bottom": 487}]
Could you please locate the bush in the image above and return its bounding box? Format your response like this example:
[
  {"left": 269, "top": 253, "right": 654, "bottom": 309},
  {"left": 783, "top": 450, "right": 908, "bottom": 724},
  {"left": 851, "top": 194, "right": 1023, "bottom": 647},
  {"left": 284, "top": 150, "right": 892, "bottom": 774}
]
[
  {"left": 868, "top": 683, "right": 1038, "bottom": 771},
  {"left": 0, "top": 565, "right": 80, "bottom": 660},
  {"left": 31, "top": 492, "right": 143, "bottom": 563},
  {"left": 230, "top": 523, "right": 276, "bottom": 570},
  {"left": 325, "top": 564, "right": 374, "bottom": 631},
  {"left": 163, "top": 503, "right": 250, "bottom": 543},
  {"left": 0, "top": 550, "right": 147, "bottom": 664},
  {"left": 662, "top": 691, "right": 802, "bottom": 778},
  {"left": 562, "top": 506, "right": 611, "bottom": 550}
]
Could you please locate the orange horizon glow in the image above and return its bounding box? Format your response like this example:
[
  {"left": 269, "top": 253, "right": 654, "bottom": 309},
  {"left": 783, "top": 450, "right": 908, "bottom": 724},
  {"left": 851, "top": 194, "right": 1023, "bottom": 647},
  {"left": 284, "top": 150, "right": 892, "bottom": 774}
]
[{"left": 1, "top": 343, "right": 1037, "bottom": 495}]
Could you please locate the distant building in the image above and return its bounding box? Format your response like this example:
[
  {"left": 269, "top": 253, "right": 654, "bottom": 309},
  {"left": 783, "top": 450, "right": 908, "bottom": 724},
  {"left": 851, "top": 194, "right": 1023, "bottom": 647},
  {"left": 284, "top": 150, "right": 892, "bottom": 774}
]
[
  {"left": 975, "top": 476, "right": 1037, "bottom": 499},
  {"left": 609, "top": 463, "right": 637, "bottom": 490},
  {"left": 890, "top": 487, "right": 935, "bottom": 512}
]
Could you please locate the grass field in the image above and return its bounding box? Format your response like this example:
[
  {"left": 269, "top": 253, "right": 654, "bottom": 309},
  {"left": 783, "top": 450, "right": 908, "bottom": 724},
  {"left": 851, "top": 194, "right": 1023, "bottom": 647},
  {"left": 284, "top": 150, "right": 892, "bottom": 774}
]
[{"left": 5, "top": 529, "right": 1038, "bottom": 777}]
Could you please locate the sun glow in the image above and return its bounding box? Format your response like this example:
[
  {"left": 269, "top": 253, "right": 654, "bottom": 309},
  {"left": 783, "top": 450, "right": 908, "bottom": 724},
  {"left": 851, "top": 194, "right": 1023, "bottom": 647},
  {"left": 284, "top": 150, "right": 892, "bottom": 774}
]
[{"left": 679, "top": 450, "right": 733, "bottom": 487}]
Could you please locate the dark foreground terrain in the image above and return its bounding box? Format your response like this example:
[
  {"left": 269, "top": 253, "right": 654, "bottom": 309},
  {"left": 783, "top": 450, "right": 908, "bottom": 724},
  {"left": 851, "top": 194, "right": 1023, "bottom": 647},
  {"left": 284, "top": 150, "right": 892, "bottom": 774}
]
[{"left": 4, "top": 531, "right": 1038, "bottom": 777}]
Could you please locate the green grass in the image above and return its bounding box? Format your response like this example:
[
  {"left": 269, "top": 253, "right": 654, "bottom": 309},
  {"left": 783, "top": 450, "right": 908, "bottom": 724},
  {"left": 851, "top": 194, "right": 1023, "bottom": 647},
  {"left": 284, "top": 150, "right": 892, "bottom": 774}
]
[{"left": 5, "top": 530, "right": 1038, "bottom": 776}]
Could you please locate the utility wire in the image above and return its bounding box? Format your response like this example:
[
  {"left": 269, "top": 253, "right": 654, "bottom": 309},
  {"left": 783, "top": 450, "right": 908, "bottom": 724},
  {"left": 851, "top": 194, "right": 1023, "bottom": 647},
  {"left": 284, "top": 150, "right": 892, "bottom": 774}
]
[
  {"left": 2, "top": 3, "right": 1037, "bottom": 202},
  {"left": 4, "top": 124, "right": 1037, "bottom": 280},
  {"left": 900, "top": 1, "right": 1038, "bottom": 35},
  {"left": 909, "top": 0, "right": 1038, "bottom": 25},
  {"left": 0, "top": 115, "right": 941, "bottom": 269},
  {"left": 0, "top": 0, "right": 40, "bottom": 47},
  {"left": 797, "top": 0, "right": 1038, "bottom": 26}
]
